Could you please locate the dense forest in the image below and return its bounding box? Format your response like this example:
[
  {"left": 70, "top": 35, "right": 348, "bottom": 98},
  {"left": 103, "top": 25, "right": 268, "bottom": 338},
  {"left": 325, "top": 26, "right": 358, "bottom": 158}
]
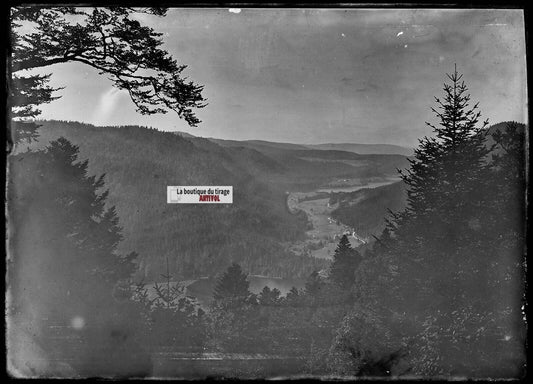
[
  {"left": 21, "top": 120, "right": 329, "bottom": 280},
  {"left": 18, "top": 119, "right": 407, "bottom": 281},
  {"left": 330, "top": 180, "right": 408, "bottom": 237}
]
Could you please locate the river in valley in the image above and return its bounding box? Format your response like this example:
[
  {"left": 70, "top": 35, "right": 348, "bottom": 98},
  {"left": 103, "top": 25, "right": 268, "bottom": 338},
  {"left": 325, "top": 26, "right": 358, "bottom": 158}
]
[
  {"left": 286, "top": 177, "right": 400, "bottom": 259},
  {"left": 140, "top": 178, "right": 399, "bottom": 306}
]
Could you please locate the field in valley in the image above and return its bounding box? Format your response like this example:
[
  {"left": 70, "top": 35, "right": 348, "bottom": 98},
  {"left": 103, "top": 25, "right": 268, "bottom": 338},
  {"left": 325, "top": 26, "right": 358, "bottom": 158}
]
[{"left": 287, "top": 193, "right": 364, "bottom": 259}]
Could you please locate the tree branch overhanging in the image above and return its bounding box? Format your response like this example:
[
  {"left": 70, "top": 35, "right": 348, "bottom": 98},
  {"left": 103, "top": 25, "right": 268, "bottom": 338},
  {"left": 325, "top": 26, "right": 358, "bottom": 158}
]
[{"left": 11, "top": 6, "right": 207, "bottom": 128}]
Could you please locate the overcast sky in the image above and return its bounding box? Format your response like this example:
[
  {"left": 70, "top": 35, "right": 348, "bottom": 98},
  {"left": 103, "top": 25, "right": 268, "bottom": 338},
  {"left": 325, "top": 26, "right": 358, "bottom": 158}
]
[{"left": 34, "top": 8, "right": 526, "bottom": 147}]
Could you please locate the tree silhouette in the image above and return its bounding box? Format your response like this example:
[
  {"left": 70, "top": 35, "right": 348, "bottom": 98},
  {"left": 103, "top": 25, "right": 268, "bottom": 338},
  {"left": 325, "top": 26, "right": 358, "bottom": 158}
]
[
  {"left": 304, "top": 270, "right": 325, "bottom": 299},
  {"left": 339, "top": 67, "right": 524, "bottom": 377},
  {"left": 484, "top": 122, "right": 527, "bottom": 376},
  {"left": 490, "top": 121, "right": 526, "bottom": 236},
  {"left": 7, "top": 138, "right": 150, "bottom": 376},
  {"left": 9, "top": 7, "right": 206, "bottom": 145},
  {"left": 382, "top": 65, "right": 494, "bottom": 314},
  {"left": 7, "top": 6, "right": 207, "bottom": 376},
  {"left": 284, "top": 286, "right": 302, "bottom": 307},
  {"left": 329, "top": 235, "right": 362, "bottom": 290},
  {"left": 391, "top": 65, "right": 491, "bottom": 245},
  {"left": 151, "top": 256, "right": 181, "bottom": 308},
  {"left": 213, "top": 263, "right": 251, "bottom": 301},
  {"left": 257, "top": 286, "right": 282, "bottom": 306}
]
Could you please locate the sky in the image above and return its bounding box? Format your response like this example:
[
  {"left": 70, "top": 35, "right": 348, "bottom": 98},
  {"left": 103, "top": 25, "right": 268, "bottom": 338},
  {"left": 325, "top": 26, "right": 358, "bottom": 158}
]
[{"left": 32, "top": 8, "right": 526, "bottom": 147}]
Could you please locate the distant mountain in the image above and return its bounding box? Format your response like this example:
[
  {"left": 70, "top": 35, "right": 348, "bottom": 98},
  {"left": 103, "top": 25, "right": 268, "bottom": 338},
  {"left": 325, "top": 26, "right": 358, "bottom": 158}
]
[
  {"left": 211, "top": 137, "right": 413, "bottom": 156},
  {"left": 210, "top": 138, "right": 310, "bottom": 151},
  {"left": 195, "top": 137, "right": 410, "bottom": 192},
  {"left": 305, "top": 143, "right": 413, "bottom": 156},
  {"left": 486, "top": 121, "right": 525, "bottom": 135},
  {"left": 174, "top": 131, "right": 196, "bottom": 139},
  {"left": 484, "top": 121, "right": 526, "bottom": 155},
  {"left": 167, "top": 131, "right": 414, "bottom": 156}
]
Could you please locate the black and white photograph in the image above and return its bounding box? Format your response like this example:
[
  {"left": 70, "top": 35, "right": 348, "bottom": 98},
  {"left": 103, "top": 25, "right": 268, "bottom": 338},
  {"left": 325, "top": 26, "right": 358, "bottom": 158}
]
[{"left": 5, "top": 4, "right": 528, "bottom": 379}]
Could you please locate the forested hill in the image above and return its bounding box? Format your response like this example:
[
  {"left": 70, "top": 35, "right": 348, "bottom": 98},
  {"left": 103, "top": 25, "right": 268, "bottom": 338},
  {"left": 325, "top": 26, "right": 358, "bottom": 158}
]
[
  {"left": 26, "top": 120, "right": 330, "bottom": 281},
  {"left": 330, "top": 180, "right": 408, "bottom": 238},
  {"left": 203, "top": 136, "right": 413, "bottom": 156},
  {"left": 207, "top": 138, "right": 410, "bottom": 191},
  {"left": 305, "top": 142, "right": 413, "bottom": 156},
  {"left": 484, "top": 121, "right": 526, "bottom": 154}
]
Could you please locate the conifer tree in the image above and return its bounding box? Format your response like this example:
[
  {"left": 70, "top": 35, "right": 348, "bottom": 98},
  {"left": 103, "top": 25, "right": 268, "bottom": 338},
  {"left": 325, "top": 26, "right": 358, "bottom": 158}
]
[
  {"left": 285, "top": 286, "right": 302, "bottom": 307},
  {"left": 390, "top": 65, "right": 491, "bottom": 246},
  {"left": 9, "top": 7, "right": 206, "bottom": 146},
  {"left": 483, "top": 122, "right": 527, "bottom": 373},
  {"left": 379, "top": 65, "right": 495, "bottom": 314},
  {"left": 7, "top": 7, "right": 207, "bottom": 376},
  {"left": 7, "top": 138, "right": 148, "bottom": 376},
  {"left": 212, "top": 263, "right": 251, "bottom": 301},
  {"left": 258, "top": 286, "right": 282, "bottom": 306},
  {"left": 490, "top": 122, "right": 526, "bottom": 236},
  {"left": 339, "top": 67, "right": 520, "bottom": 377},
  {"left": 9, "top": 138, "right": 137, "bottom": 315},
  {"left": 305, "top": 270, "right": 325, "bottom": 298},
  {"left": 329, "top": 235, "right": 362, "bottom": 290}
]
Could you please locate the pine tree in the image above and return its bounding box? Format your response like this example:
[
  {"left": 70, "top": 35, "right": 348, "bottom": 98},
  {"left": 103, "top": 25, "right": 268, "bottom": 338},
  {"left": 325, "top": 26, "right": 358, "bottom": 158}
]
[
  {"left": 258, "top": 286, "right": 282, "bottom": 306},
  {"left": 377, "top": 66, "right": 496, "bottom": 314},
  {"left": 304, "top": 270, "right": 325, "bottom": 298},
  {"left": 390, "top": 65, "right": 491, "bottom": 246},
  {"left": 285, "top": 286, "right": 302, "bottom": 307},
  {"left": 7, "top": 6, "right": 207, "bottom": 376},
  {"left": 484, "top": 122, "right": 527, "bottom": 374},
  {"left": 386, "top": 68, "right": 506, "bottom": 376},
  {"left": 341, "top": 67, "right": 518, "bottom": 377},
  {"left": 9, "top": 7, "right": 206, "bottom": 147},
  {"left": 329, "top": 235, "right": 362, "bottom": 290},
  {"left": 212, "top": 263, "right": 251, "bottom": 301},
  {"left": 8, "top": 138, "right": 137, "bottom": 317},
  {"left": 7, "top": 138, "right": 149, "bottom": 376},
  {"left": 209, "top": 264, "right": 263, "bottom": 353},
  {"left": 490, "top": 122, "right": 526, "bottom": 236}
]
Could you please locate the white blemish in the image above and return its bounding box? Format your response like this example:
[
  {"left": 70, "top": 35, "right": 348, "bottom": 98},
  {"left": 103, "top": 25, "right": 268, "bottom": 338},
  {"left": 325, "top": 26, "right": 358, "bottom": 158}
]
[
  {"left": 92, "top": 88, "right": 124, "bottom": 126},
  {"left": 397, "top": 31, "right": 404, "bottom": 37},
  {"left": 70, "top": 316, "right": 85, "bottom": 330},
  {"left": 341, "top": 33, "right": 345, "bottom": 37},
  {"left": 404, "top": 44, "right": 408, "bottom": 48},
  {"left": 229, "top": 8, "right": 241, "bottom": 14}
]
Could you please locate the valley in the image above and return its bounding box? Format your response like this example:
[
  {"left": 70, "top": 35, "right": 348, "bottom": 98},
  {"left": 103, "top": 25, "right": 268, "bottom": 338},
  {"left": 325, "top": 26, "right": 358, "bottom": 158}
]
[
  {"left": 8, "top": 5, "right": 526, "bottom": 378},
  {"left": 286, "top": 176, "right": 401, "bottom": 260},
  {"left": 24, "top": 120, "right": 410, "bottom": 286}
]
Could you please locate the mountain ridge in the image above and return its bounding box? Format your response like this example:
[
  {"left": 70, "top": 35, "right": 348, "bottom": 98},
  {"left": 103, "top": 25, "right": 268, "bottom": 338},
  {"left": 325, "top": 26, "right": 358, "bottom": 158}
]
[{"left": 175, "top": 132, "right": 413, "bottom": 156}]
